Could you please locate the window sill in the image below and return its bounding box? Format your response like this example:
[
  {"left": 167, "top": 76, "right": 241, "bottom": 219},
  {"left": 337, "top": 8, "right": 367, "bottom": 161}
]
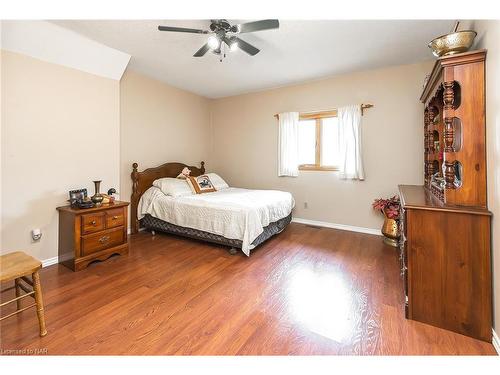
[{"left": 299, "top": 166, "right": 339, "bottom": 172}]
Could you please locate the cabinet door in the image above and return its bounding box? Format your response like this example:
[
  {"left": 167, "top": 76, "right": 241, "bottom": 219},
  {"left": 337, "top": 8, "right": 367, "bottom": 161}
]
[
  {"left": 407, "top": 209, "right": 491, "bottom": 341},
  {"left": 406, "top": 209, "right": 445, "bottom": 324}
]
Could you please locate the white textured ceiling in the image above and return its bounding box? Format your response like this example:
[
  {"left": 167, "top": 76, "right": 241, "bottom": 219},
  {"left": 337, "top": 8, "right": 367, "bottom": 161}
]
[{"left": 53, "top": 20, "right": 454, "bottom": 98}]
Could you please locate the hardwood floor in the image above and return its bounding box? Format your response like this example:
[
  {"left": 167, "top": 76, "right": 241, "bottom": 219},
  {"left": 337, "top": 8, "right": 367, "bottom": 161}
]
[{"left": 0, "top": 223, "right": 496, "bottom": 355}]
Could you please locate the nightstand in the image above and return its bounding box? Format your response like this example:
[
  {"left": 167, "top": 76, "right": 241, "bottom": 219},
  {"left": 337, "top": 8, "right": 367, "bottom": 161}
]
[{"left": 57, "top": 201, "right": 129, "bottom": 271}]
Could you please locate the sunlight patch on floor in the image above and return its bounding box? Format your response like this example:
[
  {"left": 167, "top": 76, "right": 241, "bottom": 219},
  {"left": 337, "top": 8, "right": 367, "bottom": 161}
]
[{"left": 286, "top": 267, "right": 354, "bottom": 343}]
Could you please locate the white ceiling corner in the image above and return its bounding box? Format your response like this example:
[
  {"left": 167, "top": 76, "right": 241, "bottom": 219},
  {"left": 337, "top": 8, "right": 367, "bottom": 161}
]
[{"left": 1, "top": 20, "right": 131, "bottom": 80}]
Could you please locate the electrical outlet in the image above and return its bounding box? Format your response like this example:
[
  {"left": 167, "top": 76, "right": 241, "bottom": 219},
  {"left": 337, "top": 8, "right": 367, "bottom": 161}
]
[
  {"left": 31, "top": 228, "right": 42, "bottom": 242},
  {"left": 304, "top": 202, "right": 308, "bottom": 209}
]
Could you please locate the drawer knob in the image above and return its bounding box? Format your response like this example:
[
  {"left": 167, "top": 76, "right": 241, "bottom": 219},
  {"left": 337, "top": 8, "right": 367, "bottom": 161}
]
[
  {"left": 91, "top": 220, "right": 96, "bottom": 225},
  {"left": 99, "top": 235, "right": 110, "bottom": 243},
  {"left": 112, "top": 216, "right": 118, "bottom": 220}
]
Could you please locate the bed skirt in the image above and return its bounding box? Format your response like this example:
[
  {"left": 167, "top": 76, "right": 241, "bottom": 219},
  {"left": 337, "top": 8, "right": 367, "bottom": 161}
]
[{"left": 140, "top": 213, "right": 292, "bottom": 250}]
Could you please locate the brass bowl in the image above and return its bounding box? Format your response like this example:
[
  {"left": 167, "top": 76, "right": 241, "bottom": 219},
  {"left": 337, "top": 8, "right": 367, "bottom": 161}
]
[{"left": 428, "top": 30, "right": 477, "bottom": 57}]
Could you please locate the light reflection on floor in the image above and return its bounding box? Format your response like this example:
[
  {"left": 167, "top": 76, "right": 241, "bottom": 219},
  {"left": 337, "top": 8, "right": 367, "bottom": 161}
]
[{"left": 286, "top": 267, "right": 354, "bottom": 343}]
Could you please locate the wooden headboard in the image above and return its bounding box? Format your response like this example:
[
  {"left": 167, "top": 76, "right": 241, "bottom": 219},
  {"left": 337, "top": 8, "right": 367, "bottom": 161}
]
[{"left": 130, "top": 161, "right": 205, "bottom": 233}]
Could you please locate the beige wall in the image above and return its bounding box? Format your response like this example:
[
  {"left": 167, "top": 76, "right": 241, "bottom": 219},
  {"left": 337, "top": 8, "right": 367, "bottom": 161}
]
[
  {"left": 0, "top": 54, "right": 213, "bottom": 261},
  {"left": 1, "top": 50, "right": 120, "bottom": 261},
  {"left": 210, "top": 62, "right": 432, "bottom": 230},
  {"left": 119, "top": 69, "right": 211, "bottom": 228},
  {"left": 474, "top": 20, "right": 500, "bottom": 334}
]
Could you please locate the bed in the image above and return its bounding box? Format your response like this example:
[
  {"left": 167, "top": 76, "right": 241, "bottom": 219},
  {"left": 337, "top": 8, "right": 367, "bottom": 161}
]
[{"left": 130, "top": 161, "right": 294, "bottom": 255}]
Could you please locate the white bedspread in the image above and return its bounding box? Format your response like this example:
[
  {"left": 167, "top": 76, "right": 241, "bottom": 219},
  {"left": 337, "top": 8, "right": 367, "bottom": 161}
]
[{"left": 138, "top": 187, "right": 295, "bottom": 255}]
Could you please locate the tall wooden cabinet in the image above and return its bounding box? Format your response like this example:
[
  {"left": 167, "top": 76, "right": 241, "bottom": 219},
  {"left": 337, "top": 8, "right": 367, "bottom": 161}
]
[{"left": 398, "top": 50, "right": 492, "bottom": 341}]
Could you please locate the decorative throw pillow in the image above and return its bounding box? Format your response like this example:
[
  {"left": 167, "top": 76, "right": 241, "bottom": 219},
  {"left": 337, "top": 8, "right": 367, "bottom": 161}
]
[
  {"left": 206, "top": 173, "right": 229, "bottom": 190},
  {"left": 187, "top": 175, "right": 217, "bottom": 194},
  {"left": 153, "top": 177, "right": 193, "bottom": 197},
  {"left": 176, "top": 167, "right": 191, "bottom": 179}
]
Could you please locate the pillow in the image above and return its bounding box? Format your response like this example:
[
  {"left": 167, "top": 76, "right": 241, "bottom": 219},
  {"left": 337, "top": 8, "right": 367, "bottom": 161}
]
[
  {"left": 206, "top": 173, "right": 229, "bottom": 190},
  {"left": 187, "top": 175, "right": 217, "bottom": 194},
  {"left": 153, "top": 177, "right": 193, "bottom": 197}
]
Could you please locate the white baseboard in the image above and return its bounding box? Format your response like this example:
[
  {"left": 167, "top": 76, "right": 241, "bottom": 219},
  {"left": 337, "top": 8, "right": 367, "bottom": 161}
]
[
  {"left": 42, "top": 256, "right": 58, "bottom": 268},
  {"left": 492, "top": 329, "right": 500, "bottom": 355},
  {"left": 292, "top": 217, "right": 381, "bottom": 236},
  {"left": 127, "top": 218, "right": 379, "bottom": 237}
]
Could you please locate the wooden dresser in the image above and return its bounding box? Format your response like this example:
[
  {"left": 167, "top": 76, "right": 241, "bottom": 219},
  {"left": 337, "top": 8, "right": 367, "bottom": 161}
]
[
  {"left": 57, "top": 201, "right": 129, "bottom": 271},
  {"left": 398, "top": 185, "right": 491, "bottom": 341},
  {"left": 399, "top": 50, "right": 492, "bottom": 342}
]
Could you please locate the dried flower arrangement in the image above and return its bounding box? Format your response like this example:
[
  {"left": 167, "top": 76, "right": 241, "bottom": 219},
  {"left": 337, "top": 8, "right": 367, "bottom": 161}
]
[{"left": 372, "top": 195, "right": 401, "bottom": 220}]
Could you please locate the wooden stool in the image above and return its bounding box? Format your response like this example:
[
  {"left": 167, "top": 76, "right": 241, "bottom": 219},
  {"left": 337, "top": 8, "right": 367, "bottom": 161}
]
[{"left": 0, "top": 251, "right": 47, "bottom": 336}]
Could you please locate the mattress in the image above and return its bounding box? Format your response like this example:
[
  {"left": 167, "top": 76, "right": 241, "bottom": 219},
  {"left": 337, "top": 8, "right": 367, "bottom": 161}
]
[{"left": 138, "top": 186, "right": 295, "bottom": 255}]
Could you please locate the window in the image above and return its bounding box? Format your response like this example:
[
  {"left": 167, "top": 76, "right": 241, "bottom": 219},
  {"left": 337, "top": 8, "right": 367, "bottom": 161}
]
[{"left": 298, "top": 112, "right": 339, "bottom": 171}]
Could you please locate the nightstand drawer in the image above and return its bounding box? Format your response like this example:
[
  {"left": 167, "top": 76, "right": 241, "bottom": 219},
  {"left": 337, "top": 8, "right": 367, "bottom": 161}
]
[
  {"left": 106, "top": 208, "right": 125, "bottom": 229},
  {"left": 82, "top": 213, "right": 105, "bottom": 234},
  {"left": 81, "top": 227, "right": 125, "bottom": 256}
]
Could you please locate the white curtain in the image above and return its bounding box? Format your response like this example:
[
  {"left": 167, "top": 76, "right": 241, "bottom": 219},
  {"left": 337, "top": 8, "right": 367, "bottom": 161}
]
[
  {"left": 278, "top": 112, "right": 300, "bottom": 177},
  {"left": 337, "top": 105, "right": 365, "bottom": 180}
]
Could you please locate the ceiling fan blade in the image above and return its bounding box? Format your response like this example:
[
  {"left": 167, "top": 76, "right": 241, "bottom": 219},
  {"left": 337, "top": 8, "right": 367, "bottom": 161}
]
[
  {"left": 234, "top": 37, "right": 260, "bottom": 56},
  {"left": 158, "top": 25, "right": 208, "bottom": 34},
  {"left": 193, "top": 43, "right": 210, "bottom": 57},
  {"left": 222, "top": 36, "right": 232, "bottom": 47},
  {"left": 235, "top": 19, "right": 279, "bottom": 34}
]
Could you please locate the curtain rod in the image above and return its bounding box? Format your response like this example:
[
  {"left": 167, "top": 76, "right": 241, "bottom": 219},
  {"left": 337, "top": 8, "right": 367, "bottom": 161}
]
[{"left": 273, "top": 103, "right": 374, "bottom": 118}]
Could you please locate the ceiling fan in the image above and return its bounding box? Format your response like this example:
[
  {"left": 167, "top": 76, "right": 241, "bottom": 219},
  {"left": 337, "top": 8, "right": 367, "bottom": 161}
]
[{"left": 157, "top": 19, "right": 279, "bottom": 60}]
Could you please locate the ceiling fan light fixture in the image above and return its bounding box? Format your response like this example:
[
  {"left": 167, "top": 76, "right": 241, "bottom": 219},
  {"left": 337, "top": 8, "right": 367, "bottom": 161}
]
[
  {"left": 207, "top": 35, "right": 220, "bottom": 50},
  {"left": 229, "top": 40, "right": 239, "bottom": 52},
  {"left": 157, "top": 19, "right": 279, "bottom": 58}
]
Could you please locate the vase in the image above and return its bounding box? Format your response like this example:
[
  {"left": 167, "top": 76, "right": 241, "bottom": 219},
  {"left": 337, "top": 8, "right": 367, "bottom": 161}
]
[
  {"left": 381, "top": 214, "right": 400, "bottom": 247},
  {"left": 91, "top": 180, "right": 104, "bottom": 206}
]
